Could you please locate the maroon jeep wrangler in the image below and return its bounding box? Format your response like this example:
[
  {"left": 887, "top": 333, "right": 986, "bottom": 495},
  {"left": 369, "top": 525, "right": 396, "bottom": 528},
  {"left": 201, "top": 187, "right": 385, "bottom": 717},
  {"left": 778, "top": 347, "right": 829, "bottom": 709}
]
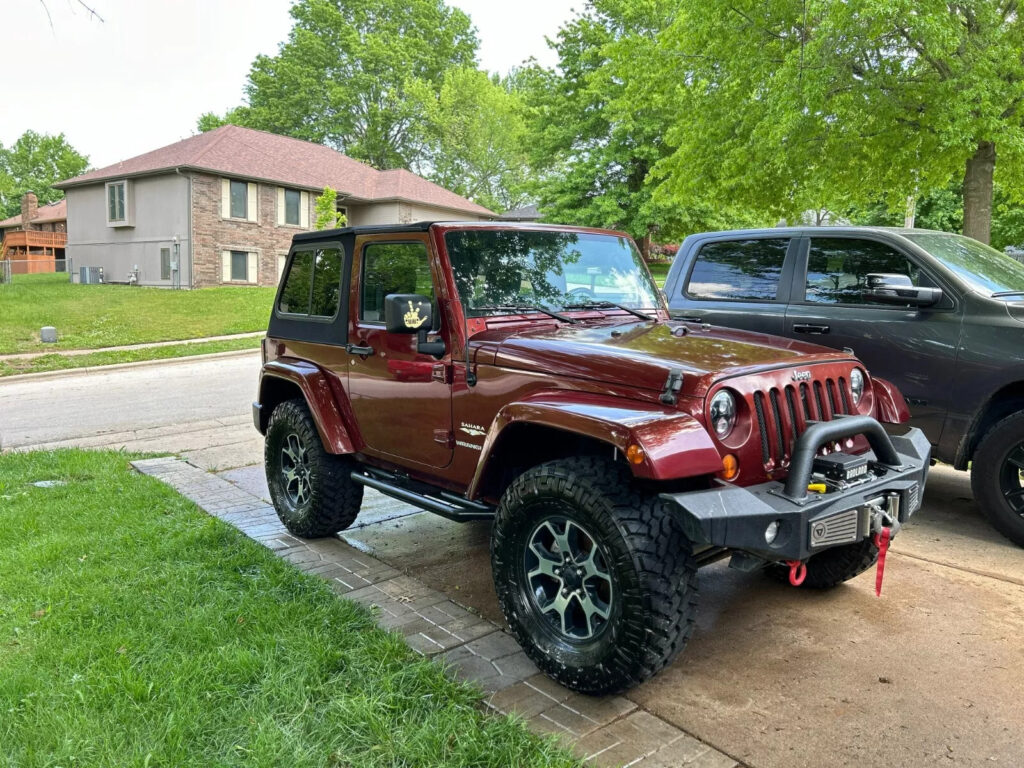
[{"left": 254, "top": 222, "right": 930, "bottom": 694}]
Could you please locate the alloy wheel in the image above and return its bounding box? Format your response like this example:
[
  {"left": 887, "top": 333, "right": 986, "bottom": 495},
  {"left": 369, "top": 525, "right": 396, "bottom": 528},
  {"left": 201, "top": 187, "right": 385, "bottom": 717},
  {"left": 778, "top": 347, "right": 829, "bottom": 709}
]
[
  {"left": 1000, "top": 442, "right": 1024, "bottom": 517},
  {"left": 281, "top": 432, "right": 312, "bottom": 508},
  {"left": 523, "top": 516, "right": 613, "bottom": 642}
]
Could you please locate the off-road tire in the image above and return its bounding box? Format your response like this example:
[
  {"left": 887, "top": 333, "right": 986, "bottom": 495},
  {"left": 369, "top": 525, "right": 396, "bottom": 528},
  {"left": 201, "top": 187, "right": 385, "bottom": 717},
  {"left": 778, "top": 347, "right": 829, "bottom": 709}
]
[
  {"left": 491, "top": 456, "right": 699, "bottom": 695},
  {"left": 765, "top": 538, "right": 879, "bottom": 589},
  {"left": 971, "top": 411, "right": 1024, "bottom": 547},
  {"left": 265, "top": 398, "right": 362, "bottom": 538}
]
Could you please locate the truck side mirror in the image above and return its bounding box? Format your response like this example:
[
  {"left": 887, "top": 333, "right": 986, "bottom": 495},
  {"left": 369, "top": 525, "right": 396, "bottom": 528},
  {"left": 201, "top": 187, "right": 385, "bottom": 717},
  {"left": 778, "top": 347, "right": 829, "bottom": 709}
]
[
  {"left": 864, "top": 273, "right": 943, "bottom": 308},
  {"left": 384, "top": 293, "right": 446, "bottom": 358}
]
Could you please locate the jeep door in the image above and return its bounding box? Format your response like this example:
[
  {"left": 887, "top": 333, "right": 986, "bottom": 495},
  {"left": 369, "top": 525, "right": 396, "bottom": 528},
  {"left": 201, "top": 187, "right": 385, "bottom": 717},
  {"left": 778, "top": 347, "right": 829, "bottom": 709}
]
[
  {"left": 783, "top": 235, "right": 963, "bottom": 443},
  {"left": 665, "top": 235, "right": 798, "bottom": 336},
  {"left": 347, "top": 234, "right": 454, "bottom": 468}
]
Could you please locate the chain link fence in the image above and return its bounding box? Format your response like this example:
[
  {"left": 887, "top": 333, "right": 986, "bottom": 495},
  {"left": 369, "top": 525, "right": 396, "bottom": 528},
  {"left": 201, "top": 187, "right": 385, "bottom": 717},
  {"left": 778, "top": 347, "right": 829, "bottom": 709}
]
[{"left": 0, "top": 259, "right": 74, "bottom": 285}]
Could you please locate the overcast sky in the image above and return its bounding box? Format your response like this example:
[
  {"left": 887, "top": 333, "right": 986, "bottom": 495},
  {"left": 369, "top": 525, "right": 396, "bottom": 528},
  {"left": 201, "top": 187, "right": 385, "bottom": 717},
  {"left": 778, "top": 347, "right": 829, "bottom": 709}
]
[{"left": 0, "top": 0, "right": 576, "bottom": 169}]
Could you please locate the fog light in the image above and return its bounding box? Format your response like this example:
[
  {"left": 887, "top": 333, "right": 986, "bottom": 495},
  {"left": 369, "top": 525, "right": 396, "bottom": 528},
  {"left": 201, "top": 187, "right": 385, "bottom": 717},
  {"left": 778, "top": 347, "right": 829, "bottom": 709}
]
[{"left": 765, "top": 520, "right": 781, "bottom": 544}]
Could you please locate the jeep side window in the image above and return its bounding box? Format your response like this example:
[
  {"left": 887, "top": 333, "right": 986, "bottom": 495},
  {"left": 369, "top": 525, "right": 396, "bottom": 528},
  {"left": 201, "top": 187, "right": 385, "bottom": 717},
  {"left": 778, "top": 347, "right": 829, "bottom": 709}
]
[
  {"left": 804, "top": 239, "right": 925, "bottom": 305},
  {"left": 686, "top": 239, "right": 789, "bottom": 301},
  {"left": 361, "top": 242, "right": 434, "bottom": 323},
  {"left": 278, "top": 247, "right": 343, "bottom": 317}
]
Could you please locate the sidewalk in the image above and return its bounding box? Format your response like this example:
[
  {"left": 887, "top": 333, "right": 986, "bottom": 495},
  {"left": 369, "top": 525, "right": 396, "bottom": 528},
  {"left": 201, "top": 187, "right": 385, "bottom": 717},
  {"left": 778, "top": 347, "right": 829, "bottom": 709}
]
[
  {"left": 133, "top": 455, "right": 742, "bottom": 768},
  {"left": 0, "top": 331, "right": 264, "bottom": 362}
]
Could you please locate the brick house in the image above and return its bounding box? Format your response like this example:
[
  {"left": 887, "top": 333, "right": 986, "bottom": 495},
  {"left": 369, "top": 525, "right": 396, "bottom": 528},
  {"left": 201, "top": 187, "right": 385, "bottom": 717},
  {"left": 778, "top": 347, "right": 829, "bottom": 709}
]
[{"left": 54, "top": 125, "right": 494, "bottom": 287}]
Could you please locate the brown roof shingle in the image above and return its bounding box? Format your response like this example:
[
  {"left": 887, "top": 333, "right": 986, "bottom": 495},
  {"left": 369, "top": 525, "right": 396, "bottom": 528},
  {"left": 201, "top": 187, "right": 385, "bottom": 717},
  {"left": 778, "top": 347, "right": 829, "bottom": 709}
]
[
  {"left": 56, "top": 125, "right": 493, "bottom": 216},
  {"left": 0, "top": 199, "right": 66, "bottom": 229}
]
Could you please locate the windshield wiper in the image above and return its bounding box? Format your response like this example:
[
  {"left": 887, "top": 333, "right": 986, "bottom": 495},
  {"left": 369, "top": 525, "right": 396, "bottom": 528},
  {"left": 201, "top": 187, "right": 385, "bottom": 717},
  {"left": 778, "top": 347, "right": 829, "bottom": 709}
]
[
  {"left": 474, "top": 304, "right": 579, "bottom": 324},
  {"left": 991, "top": 290, "right": 1024, "bottom": 298},
  {"left": 562, "top": 301, "right": 654, "bottom": 321}
]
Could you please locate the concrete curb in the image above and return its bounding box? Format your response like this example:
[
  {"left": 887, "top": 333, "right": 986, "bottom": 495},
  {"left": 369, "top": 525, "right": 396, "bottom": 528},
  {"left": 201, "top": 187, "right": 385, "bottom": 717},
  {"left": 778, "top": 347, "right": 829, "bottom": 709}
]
[
  {"left": 131, "top": 456, "right": 743, "bottom": 768},
  {"left": 0, "top": 331, "right": 266, "bottom": 362},
  {"left": 0, "top": 348, "right": 261, "bottom": 385}
]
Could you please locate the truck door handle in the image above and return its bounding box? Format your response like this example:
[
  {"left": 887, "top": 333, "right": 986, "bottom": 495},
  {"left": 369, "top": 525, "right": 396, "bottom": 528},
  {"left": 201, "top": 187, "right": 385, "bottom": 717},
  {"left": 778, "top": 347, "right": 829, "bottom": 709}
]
[
  {"left": 345, "top": 343, "right": 375, "bottom": 356},
  {"left": 793, "top": 323, "right": 830, "bottom": 335},
  {"left": 675, "top": 315, "right": 703, "bottom": 322}
]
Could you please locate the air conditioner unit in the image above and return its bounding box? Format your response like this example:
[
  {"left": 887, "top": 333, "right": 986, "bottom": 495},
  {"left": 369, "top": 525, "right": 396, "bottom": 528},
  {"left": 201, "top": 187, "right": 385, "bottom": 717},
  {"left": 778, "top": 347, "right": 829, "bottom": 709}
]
[{"left": 80, "top": 266, "right": 104, "bottom": 284}]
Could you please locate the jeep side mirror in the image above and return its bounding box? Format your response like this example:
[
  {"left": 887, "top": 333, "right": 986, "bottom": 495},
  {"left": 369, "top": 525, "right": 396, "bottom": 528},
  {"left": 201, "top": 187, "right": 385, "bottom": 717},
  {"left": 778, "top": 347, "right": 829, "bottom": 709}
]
[
  {"left": 384, "top": 293, "right": 446, "bottom": 358},
  {"left": 864, "top": 273, "right": 943, "bottom": 308}
]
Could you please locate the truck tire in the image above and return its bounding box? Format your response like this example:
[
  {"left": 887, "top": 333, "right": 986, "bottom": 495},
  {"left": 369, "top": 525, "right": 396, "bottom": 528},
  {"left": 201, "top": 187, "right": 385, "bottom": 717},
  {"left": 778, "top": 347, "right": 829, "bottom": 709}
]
[
  {"left": 265, "top": 398, "right": 363, "bottom": 538},
  {"left": 765, "top": 538, "right": 879, "bottom": 589},
  {"left": 970, "top": 411, "right": 1024, "bottom": 547},
  {"left": 491, "top": 457, "right": 698, "bottom": 695}
]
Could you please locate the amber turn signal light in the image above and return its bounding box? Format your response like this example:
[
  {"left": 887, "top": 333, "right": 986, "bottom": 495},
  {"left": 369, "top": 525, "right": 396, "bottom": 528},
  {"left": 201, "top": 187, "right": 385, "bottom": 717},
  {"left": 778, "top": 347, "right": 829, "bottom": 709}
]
[
  {"left": 626, "top": 444, "right": 646, "bottom": 464},
  {"left": 721, "top": 453, "right": 739, "bottom": 480}
]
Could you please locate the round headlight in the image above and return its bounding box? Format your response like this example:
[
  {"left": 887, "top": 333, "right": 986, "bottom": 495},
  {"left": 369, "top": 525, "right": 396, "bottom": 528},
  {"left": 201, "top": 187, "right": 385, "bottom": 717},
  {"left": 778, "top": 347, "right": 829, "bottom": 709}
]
[
  {"left": 709, "top": 390, "right": 737, "bottom": 438},
  {"left": 850, "top": 368, "right": 865, "bottom": 405}
]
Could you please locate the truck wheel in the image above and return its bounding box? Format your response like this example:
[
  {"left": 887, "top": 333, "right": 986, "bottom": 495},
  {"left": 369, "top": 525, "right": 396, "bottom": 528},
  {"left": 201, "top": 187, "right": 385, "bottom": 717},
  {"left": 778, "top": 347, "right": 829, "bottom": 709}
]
[
  {"left": 491, "top": 457, "right": 698, "bottom": 695},
  {"left": 264, "top": 398, "right": 363, "bottom": 538},
  {"left": 971, "top": 411, "right": 1024, "bottom": 547},
  {"left": 765, "top": 538, "right": 878, "bottom": 589}
]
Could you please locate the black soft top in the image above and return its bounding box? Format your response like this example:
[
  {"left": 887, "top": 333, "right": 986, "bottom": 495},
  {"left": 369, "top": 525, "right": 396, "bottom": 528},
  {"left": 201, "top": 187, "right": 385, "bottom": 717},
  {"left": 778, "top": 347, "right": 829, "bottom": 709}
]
[{"left": 292, "top": 221, "right": 440, "bottom": 242}]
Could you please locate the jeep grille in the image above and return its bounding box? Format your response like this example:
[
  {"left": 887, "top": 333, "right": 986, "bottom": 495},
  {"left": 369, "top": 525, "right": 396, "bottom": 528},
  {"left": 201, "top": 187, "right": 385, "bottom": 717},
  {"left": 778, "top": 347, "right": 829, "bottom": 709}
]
[{"left": 752, "top": 376, "right": 853, "bottom": 471}]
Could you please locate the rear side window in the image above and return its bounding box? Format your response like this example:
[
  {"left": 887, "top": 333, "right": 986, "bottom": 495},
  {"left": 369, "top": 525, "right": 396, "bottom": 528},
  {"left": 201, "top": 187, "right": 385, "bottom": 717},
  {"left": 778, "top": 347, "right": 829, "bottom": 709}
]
[
  {"left": 361, "top": 242, "right": 434, "bottom": 322},
  {"left": 277, "top": 247, "right": 343, "bottom": 317},
  {"left": 805, "top": 238, "right": 921, "bottom": 305},
  {"left": 686, "top": 239, "right": 789, "bottom": 301}
]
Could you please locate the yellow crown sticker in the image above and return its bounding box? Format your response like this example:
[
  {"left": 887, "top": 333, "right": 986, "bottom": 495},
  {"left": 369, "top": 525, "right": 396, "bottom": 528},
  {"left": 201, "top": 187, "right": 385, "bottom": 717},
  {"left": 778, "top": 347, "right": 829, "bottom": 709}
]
[{"left": 404, "top": 300, "right": 427, "bottom": 329}]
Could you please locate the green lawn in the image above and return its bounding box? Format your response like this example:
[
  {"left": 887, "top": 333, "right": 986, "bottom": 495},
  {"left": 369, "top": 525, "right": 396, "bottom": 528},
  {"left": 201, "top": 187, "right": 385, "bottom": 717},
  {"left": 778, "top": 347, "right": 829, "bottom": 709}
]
[
  {"left": 0, "top": 451, "right": 579, "bottom": 768},
  {"left": 0, "top": 336, "right": 262, "bottom": 377},
  {"left": 647, "top": 262, "right": 671, "bottom": 288},
  {"left": 0, "top": 274, "right": 275, "bottom": 354}
]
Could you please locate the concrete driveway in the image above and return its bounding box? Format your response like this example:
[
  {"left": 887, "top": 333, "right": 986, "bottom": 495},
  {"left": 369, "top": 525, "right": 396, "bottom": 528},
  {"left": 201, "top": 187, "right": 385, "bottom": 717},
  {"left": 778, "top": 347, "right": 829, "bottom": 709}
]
[{"left": 3, "top": 354, "right": 1022, "bottom": 767}]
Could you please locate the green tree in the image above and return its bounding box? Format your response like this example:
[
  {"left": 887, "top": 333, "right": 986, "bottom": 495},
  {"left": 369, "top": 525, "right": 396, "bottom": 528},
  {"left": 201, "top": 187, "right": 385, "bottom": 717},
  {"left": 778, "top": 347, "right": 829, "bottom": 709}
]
[
  {"left": 647, "top": 0, "right": 1024, "bottom": 244},
  {"left": 521, "top": 1, "right": 762, "bottom": 254},
  {"left": 231, "top": 0, "right": 477, "bottom": 170},
  {"left": 410, "top": 68, "right": 529, "bottom": 212},
  {"left": 314, "top": 186, "right": 346, "bottom": 230},
  {"left": 0, "top": 131, "right": 89, "bottom": 218}
]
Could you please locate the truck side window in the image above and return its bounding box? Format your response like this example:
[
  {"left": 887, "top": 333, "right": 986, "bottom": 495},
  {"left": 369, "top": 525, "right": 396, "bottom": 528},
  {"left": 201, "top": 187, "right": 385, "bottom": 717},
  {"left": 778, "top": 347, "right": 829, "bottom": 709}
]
[
  {"left": 278, "top": 247, "right": 343, "bottom": 317},
  {"left": 361, "top": 242, "right": 434, "bottom": 322},
  {"left": 687, "top": 239, "right": 789, "bottom": 301},
  {"left": 805, "top": 239, "right": 923, "bottom": 305}
]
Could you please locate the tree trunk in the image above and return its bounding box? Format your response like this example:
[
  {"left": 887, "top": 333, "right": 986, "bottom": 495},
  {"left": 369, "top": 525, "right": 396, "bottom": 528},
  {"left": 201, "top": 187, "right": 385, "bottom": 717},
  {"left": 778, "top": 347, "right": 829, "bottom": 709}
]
[{"left": 963, "top": 141, "right": 995, "bottom": 244}]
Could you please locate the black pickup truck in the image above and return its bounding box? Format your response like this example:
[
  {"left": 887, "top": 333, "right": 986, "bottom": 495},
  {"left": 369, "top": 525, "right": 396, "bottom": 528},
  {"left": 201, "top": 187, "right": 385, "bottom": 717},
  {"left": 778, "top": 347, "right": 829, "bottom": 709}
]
[{"left": 664, "top": 226, "right": 1024, "bottom": 546}]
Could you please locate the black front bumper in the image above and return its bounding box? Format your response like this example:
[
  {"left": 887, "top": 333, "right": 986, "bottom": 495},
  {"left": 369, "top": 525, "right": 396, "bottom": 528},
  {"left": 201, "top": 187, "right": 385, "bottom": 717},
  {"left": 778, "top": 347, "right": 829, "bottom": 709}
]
[{"left": 661, "top": 417, "right": 931, "bottom": 563}]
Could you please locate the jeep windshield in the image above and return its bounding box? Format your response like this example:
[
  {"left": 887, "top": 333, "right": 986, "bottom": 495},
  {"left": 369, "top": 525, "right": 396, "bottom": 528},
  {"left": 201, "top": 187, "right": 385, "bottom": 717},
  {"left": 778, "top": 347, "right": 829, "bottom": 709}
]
[
  {"left": 905, "top": 232, "right": 1024, "bottom": 299},
  {"left": 444, "top": 229, "right": 662, "bottom": 318}
]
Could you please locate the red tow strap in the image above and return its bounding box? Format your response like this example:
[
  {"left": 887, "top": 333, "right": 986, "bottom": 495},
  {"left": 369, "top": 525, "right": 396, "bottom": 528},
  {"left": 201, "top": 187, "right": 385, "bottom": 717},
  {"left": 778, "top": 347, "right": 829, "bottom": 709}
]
[
  {"left": 786, "top": 560, "right": 807, "bottom": 586},
  {"left": 873, "top": 527, "right": 892, "bottom": 597}
]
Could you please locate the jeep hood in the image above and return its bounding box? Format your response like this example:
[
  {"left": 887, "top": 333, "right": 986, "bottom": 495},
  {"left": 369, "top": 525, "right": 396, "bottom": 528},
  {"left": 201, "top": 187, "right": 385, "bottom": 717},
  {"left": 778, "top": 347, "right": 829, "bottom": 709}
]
[{"left": 477, "top": 321, "right": 855, "bottom": 397}]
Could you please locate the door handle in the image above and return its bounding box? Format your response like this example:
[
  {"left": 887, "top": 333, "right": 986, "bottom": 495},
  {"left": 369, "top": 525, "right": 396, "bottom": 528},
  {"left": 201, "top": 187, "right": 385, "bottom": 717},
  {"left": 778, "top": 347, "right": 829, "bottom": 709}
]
[
  {"left": 675, "top": 315, "right": 704, "bottom": 323},
  {"left": 345, "top": 342, "right": 375, "bottom": 356},
  {"left": 793, "top": 323, "right": 830, "bottom": 334}
]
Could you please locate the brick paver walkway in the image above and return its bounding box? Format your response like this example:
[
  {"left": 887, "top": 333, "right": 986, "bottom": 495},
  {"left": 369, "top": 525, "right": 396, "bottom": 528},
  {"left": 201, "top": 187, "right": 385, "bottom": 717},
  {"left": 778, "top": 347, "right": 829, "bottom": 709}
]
[{"left": 132, "top": 456, "right": 741, "bottom": 768}]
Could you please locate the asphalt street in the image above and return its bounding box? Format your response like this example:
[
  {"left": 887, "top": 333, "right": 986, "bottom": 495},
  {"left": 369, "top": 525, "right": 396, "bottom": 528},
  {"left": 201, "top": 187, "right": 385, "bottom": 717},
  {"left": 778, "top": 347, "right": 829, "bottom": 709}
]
[{"left": 2, "top": 353, "right": 1022, "bottom": 767}]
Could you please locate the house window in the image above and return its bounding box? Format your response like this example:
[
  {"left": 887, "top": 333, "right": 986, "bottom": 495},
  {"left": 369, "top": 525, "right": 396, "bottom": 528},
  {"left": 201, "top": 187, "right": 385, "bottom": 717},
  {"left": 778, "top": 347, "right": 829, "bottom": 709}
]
[
  {"left": 230, "top": 181, "right": 248, "bottom": 219},
  {"left": 160, "top": 248, "right": 171, "bottom": 280},
  {"left": 231, "top": 250, "right": 249, "bottom": 281},
  {"left": 284, "top": 189, "right": 301, "bottom": 226},
  {"left": 106, "top": 180, "right": 128, "bottom": 225}
]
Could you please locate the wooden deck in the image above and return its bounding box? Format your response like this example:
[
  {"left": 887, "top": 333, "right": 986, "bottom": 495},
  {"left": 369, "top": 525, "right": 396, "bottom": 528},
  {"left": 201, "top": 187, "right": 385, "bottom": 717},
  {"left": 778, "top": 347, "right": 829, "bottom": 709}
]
[{"left": 1, "top": 230, "right": 67, "bottom": 273}]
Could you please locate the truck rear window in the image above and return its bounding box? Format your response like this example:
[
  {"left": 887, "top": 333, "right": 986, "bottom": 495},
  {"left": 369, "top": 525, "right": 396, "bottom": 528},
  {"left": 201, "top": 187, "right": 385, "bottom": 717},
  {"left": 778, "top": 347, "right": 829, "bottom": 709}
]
[{"left": 687, "top": 239, "right": 789, "bottom": 301}]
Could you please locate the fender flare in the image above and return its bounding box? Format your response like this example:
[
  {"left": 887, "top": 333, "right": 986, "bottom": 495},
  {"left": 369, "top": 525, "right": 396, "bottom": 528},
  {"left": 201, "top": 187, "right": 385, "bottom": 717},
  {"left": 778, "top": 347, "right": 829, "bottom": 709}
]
[
  {"left": 257, "top": 359, "right": 359, "bottom": 454},
  {"left": 466, "top": 391, "right": 723, "bottom": 499},
  {"left": 871, "top": 377, "right": 910, "bottom": 424}
]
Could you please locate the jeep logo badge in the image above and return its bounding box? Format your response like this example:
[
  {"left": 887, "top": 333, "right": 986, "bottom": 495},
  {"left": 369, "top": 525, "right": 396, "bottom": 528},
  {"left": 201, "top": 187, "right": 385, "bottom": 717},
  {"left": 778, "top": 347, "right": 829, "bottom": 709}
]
[{"left": 791, "top": 370, "right": 812, "bottom": 382}]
